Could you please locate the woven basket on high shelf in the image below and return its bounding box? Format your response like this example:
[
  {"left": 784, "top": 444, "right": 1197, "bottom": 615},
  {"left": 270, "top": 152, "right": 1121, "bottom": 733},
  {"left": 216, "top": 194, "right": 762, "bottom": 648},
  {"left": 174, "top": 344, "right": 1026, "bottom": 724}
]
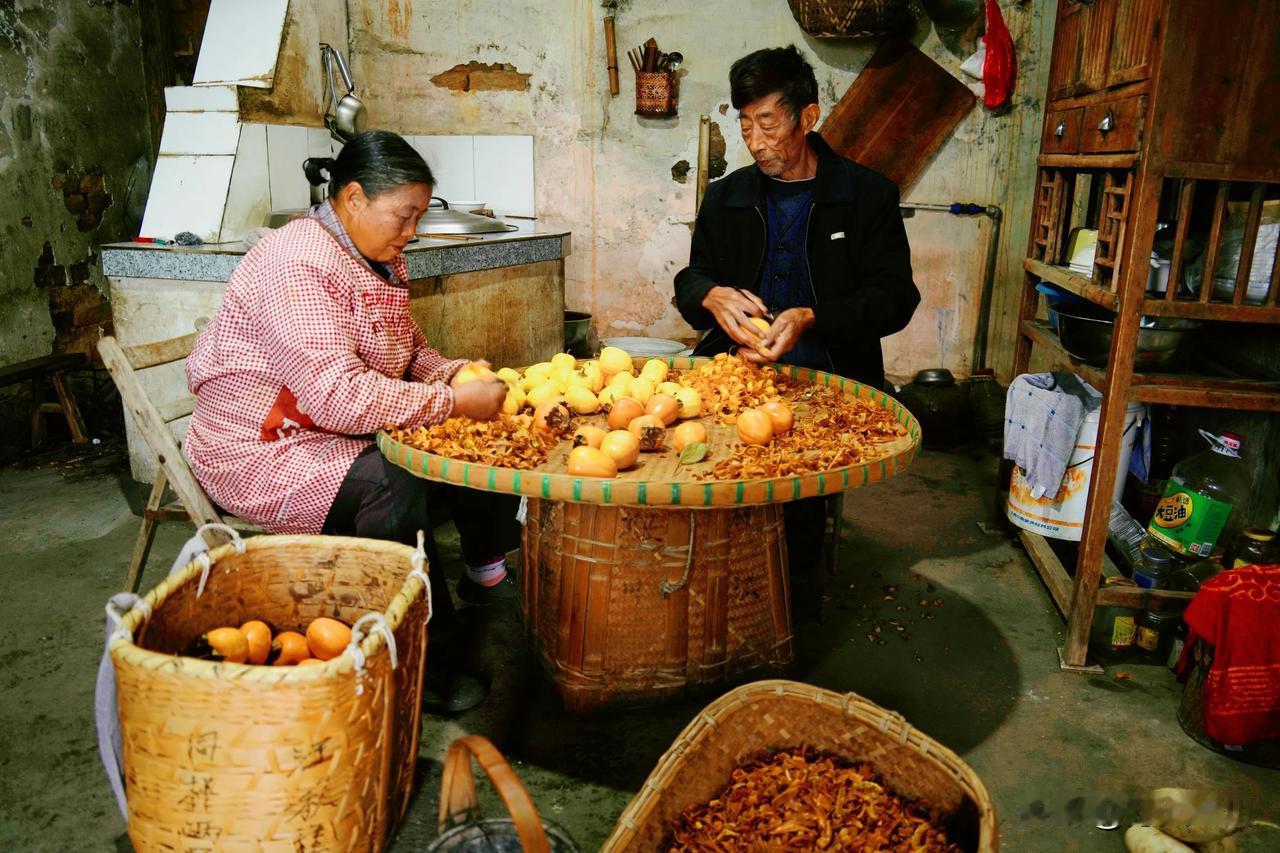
[
  {"left": 521, "top": 499, "right": 790, "bottom": 713},
  {"left": 109, "top": 533, "right": 432, "bottom": 852},
  {"left": 603, "top": 680, "right": 999, "bottom": 851},
  {"left": 787, "top": 0, "right": 912, "bottom": 37}
]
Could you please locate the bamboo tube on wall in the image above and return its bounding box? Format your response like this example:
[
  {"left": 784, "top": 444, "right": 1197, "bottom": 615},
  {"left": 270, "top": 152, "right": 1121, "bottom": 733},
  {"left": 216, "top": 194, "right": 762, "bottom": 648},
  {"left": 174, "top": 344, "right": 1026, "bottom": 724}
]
[
  {"left": 603, "top": 17, "right": 620, "bottom": 96},
  {"left": 695, "top": 114, "right": 711, "bottom": 216}
]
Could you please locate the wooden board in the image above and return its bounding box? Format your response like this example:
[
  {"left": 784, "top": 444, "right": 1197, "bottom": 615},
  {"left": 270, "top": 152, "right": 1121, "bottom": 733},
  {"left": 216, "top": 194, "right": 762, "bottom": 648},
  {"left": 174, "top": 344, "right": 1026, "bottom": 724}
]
[
  {"left": 819, "top": 39, "right": 976, "bottom": 191},
  {"left": 377, "top": 359, "right": 921, "bottom": 509}
]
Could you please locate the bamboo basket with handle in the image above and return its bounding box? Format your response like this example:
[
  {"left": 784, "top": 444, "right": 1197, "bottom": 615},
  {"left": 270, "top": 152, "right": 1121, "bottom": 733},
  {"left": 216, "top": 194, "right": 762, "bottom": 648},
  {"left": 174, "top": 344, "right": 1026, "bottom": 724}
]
[
  {"left": 427, "top": 734, "right": 580, "bottom": 851},
  {"left": 109, "top": 533, "right": 431, "bottom": 851},
  {"left": 787, "top": 0, "right": 911, "bottom": 37},
  {"left": 521, "top": 499, "right": 791, "bottom": 714},
  {"left": 603, "top": 679, "right": 999, "bottom": 851}
]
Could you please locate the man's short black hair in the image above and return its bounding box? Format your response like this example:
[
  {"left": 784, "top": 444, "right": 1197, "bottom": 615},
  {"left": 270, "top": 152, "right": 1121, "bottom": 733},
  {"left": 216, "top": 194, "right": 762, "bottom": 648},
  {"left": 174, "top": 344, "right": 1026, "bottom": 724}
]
[{"left": 729, "top": 45, "right": 818, "bottom": 122}]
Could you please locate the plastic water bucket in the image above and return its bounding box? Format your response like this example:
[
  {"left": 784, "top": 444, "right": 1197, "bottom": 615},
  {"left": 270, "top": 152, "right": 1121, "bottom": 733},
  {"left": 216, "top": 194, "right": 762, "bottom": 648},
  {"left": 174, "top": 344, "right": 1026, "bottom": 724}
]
[{"left": 1006, "top": 401, "right": 1146, "bottom": 541}]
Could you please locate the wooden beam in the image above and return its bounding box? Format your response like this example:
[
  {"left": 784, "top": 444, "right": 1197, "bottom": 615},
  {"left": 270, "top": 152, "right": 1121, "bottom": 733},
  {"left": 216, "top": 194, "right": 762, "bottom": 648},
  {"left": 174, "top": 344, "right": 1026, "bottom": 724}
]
[
  {"left": 1198, "top": 183, "right": 1230, "bottom": 304},
  {"left": 1140, "top": 298, "right": 1280, "bottom": 324},
  {"left": 1134, "top": 383, "right": 1280, "bottom": 412},
  {"left": 1018, "top": 530, "right": 1073, "bottom": 617},
  {"left": 1038, "top": 153, "right": 1138, "bottom": 170},
  {"left": 1164, "top": 179, "right": 1195, "bottom": 303},
  {"left": 1096, "top": 584, "right": 1194, "bottom": 611}
]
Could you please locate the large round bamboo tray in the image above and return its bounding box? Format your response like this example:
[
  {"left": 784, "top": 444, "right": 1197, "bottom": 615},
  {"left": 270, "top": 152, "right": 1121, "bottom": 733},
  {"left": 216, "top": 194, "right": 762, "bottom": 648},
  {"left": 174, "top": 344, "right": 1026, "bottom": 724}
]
[
  {"left": 603, "top": 679, "right": 999, "bottom": 852},
  {"left": 521, "top": 499, "right": 790, "bottom": 714},
  {"left": 375, "top": 358, "right": 921, "bottom": 508},
  {"left": 109, "top": 534, "right": 431, "bottom": 852}
]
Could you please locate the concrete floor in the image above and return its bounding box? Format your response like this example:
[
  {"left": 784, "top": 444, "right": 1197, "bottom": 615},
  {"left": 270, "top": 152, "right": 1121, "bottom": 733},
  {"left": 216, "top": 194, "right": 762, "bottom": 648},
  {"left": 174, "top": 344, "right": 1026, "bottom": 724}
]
[{"left": 0, "top": 443, "right": 1275, "bottom": 851}]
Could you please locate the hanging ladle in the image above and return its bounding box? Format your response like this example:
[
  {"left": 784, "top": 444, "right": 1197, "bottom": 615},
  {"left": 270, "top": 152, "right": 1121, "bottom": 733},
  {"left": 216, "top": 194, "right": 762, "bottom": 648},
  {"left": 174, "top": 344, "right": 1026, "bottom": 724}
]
[{"left": 320, "top": 42, "right": 367, "bottom": 143}]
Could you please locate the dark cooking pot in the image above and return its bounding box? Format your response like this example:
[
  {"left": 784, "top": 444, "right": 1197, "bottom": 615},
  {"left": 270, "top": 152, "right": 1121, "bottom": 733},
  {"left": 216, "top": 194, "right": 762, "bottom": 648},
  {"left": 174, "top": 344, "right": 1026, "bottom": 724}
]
[{"left": 896, "top": 368, "right": 972, "bottom": 448}]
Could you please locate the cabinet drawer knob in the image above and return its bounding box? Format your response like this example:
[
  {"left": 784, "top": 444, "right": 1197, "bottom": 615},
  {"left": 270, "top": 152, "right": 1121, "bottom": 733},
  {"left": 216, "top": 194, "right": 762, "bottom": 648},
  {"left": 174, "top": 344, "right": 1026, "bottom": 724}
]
[
  {"left": 1054, "top": 120, "right": 1067, "bottom": 139},
  {"left": 1098, "top": 109, "right": 1115, "bottom": 133}
]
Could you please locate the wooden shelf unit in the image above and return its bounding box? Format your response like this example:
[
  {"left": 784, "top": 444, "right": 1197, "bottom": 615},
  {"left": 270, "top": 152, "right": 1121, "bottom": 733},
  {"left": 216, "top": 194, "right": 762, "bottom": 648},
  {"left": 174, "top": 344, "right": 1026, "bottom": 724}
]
[{"left": 1012, "top": 0, "right": 1280, "bottom": 669}]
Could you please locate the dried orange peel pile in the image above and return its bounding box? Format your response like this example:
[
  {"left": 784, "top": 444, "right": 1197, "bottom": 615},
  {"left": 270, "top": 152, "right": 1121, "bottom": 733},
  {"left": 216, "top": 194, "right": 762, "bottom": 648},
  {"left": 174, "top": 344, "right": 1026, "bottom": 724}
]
[
  {"left": 387, "top": 352, "right": 908, "bottom": 480},
  {"left": 667, "top": 747, "right": 961, "bottom": 852},
  {"left": 387, "top": 413, "right": 569, "bottom": 471}
]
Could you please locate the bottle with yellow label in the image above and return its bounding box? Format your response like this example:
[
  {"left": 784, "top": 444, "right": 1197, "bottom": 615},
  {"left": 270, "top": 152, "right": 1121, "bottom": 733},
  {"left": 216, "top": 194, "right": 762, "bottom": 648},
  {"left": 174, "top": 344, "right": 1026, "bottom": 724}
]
[{"left": 1146, "top": 430, "right": 1251, "bottom": 559}]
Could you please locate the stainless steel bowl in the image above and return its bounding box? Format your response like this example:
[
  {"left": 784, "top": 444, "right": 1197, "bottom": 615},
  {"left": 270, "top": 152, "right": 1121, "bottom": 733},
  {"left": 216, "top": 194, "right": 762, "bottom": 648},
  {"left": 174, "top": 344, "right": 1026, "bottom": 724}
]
[{"left": 1054, "top": 302, "right": 1201, "bottom": 368}]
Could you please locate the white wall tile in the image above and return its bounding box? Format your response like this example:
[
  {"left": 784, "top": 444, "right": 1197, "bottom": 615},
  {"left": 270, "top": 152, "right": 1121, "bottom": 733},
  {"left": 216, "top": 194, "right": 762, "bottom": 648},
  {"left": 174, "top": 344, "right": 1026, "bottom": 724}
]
[
  {"left": 222, "top": 124, "right": 271, "bottom": 241},
  {"left": 308, "top": 128, "right": 338, "bottom": 158},
  {"left": 265, "top": 124, "right": 312, "bottom": 211},
  {"left": 139, "top": 155, "right": 236, "bottom": 242},
  {"left": 158, "top": 111, "right": 242, "bottom": 156},
  {"left": 410, "top": 136, "right": 475, "bottom": 206},
  {"left": 472, "top": 135, "right": 535, "bottom": 218},
  {"left": 193, "top": 0, "right": 290, "bottom": 89},
  {"left": 164, "top": 85, "right": 238, "bottom": 112}
]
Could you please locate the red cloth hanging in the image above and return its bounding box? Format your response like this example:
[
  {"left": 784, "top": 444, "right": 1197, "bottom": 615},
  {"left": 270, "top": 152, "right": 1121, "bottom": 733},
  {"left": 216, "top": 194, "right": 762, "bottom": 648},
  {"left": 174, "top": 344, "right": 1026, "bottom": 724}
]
[
  {"left": 982, "top": 0, "right": 1016, "bottom": 110},
  {"left": 1176, "top": 564, "right": 1280, "bottom": 745}
]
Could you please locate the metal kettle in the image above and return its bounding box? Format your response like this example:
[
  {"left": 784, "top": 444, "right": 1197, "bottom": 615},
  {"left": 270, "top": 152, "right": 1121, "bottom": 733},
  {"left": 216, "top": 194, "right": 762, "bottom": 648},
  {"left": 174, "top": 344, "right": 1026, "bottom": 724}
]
[{"left": 320, "top": 42, "right": 367, "bottom": 143}]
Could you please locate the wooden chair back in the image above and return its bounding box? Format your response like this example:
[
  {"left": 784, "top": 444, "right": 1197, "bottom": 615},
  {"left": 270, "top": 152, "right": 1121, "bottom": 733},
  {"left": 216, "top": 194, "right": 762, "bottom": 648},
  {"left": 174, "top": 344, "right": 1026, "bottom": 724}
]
[{"left": 97, "top": 332, "right": 221, "bottom": 527}]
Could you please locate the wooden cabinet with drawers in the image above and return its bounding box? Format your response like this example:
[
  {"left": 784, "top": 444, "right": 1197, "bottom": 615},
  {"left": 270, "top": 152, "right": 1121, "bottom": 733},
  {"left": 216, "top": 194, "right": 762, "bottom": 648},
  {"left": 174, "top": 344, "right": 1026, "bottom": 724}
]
[{"left": 1015, "top": 0, "right": 1280, "bottom": 671}]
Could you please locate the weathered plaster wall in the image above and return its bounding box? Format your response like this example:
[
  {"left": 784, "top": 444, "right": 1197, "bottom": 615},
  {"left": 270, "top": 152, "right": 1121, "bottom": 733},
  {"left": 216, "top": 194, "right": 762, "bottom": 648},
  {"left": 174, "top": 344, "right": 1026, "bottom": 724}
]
[
  {"left": 0, "top": 0, "right": 152, "bottom": 364},
  {"left": 347, "top": 0, "right": 1052, "bottom": 382}
]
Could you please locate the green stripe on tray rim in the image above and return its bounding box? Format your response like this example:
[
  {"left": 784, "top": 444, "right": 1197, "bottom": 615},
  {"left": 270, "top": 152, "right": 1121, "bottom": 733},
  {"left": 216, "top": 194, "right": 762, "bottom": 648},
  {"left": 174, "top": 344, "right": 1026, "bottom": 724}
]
[
  {"left": 671, "top": 483, "right": 681, "bottom": 504},
  {"left": 818, "top": 472, "right": 826, "bottom": 494},
  {"left": 765, "top": 480, "right": 774, "bottom": 502},
  {"left": 734, "top": 481, "right": 744, "bottom": 504},
  {"left": 601, "top": 479, "right": 612, "bottom": 504},
  {"left": 440, "top": 459, "right": 450, "bottom": 480},
  {"left": 841, "top": 468, "right": 850, "bottom": 489},
  {"left": 488, "top": 468, "right": 496, "bottom": 490},
  {"left": 792, "top": 478, "right": 801, "bottom": 500},
  {"left": 637, "top": 482, "right": 647, "bottom": 504},
  {"left": 541, "top": 475, "right": 551, "bottom": 499},
  {"left": 703, "top": 483, "right": 713, "bottom": 506},
  {"left": 512, "top": 471, "right": 522, "bottom": 494},
  {"left": 572, "top": 478, "right": 582, "bottom": 502}
]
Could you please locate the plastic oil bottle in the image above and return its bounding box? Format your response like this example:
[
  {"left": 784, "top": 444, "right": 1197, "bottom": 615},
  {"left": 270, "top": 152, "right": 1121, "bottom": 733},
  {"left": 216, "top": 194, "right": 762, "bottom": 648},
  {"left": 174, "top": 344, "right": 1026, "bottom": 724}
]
[{"left": 1146, "top": 431, "right": 1252, "bottom": 560}]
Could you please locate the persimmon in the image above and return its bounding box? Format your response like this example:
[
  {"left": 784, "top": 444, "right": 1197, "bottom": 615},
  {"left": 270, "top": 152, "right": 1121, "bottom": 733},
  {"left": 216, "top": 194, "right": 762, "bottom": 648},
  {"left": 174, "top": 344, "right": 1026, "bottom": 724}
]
[
  {"left": 204, "top": 627, "right": 249, "bottom": 663},
  {"left": 645, "top": 393, "right": 679, "bottom": 426},
  {"left": 240, "top": 620, "right": 272, "bottom": 665},
  {"left": 566, "top": 446, "right": 618, "bottom": 478},
  {"left": 736, "top": 409, "right": 774, "bottom": 446},
  {"left": 271, "top": 630, "right": 310, "bottom": 667},
  {"left": 607, "top": 397, "right": 644, "bottom": 430},
  {"left": 306, "top": 617, "right": 352, "bottom": 661},
  {"left": 760, "top": 400, "right": 794, "bottom": 434},
  {"left": 572, "top": 425, "right": 607, "bottom": 449},
  {"left": 672, "top": 421, "right": 708, "bottom": 453},
  {"left": 600, "top": 430, "right": 640, "bottom": 469}
]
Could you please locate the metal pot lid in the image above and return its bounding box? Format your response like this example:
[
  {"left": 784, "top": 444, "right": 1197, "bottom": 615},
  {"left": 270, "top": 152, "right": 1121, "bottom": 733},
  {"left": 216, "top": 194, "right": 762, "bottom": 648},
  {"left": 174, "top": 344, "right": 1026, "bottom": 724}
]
[{"left": 416, "top": 199, "right": 514, "bottom": 235}]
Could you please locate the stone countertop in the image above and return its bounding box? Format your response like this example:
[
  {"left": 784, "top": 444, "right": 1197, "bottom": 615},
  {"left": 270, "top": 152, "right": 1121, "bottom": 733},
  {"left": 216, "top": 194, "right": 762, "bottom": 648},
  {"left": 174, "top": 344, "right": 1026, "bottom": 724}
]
[{"left": 100, "top": 222, "right": 571, "bottom": 283}]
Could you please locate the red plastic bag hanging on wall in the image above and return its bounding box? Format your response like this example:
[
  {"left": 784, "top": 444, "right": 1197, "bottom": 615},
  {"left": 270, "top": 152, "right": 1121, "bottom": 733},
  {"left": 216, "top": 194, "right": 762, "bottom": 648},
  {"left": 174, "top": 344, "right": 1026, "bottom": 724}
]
[{"left": 982, "top": 0, "right": 1016, "bottom": 110}]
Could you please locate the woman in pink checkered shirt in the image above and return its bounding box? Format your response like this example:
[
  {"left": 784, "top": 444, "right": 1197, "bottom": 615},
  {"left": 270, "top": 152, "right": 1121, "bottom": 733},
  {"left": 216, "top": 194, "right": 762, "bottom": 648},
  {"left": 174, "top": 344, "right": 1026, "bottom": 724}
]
[{"left": 187, "top": 132, "right": 519, "bottom": 710}]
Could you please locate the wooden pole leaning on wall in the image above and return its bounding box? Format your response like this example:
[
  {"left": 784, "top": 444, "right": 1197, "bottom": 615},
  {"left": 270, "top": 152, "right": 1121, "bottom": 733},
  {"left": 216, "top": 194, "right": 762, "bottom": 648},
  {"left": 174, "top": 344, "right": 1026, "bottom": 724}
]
[
  {"left": 695, "top": 114, "right": 711, "bottom": 216},
  {"left": 603, "top": 16, "right": 620, "bottom": 96}
]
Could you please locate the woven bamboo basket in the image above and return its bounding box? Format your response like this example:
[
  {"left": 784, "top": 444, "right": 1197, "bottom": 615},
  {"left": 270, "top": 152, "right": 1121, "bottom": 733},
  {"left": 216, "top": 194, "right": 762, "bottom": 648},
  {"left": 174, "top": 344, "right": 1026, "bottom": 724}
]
[
  {"left": 603, "top": 680, "right": 999, "bottom": 851},
  {"left": 376, "top": 357, "right": 920, "bottom": 509},
  {"left": 521, "top": 499, "right": 791, "bottom": 714},
  {"left": 109, "top": 534, "right": 432, "bottom": 851},
  {"left": 787, "top": 0, "right": 912, "bottom": 37}
]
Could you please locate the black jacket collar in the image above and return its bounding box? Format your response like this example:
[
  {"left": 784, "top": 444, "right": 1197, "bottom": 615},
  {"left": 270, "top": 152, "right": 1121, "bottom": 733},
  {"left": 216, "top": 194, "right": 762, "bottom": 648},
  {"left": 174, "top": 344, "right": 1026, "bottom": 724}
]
[{"left": 724, "top": 132, "right": 857, "bottom": 208}]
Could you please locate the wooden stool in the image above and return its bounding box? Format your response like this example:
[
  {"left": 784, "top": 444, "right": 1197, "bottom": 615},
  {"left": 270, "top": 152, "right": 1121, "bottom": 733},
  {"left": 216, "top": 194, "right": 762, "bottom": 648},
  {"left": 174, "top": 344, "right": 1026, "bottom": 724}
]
[{"left": 0, "top": 352, "right": 89, "bottom": 447}]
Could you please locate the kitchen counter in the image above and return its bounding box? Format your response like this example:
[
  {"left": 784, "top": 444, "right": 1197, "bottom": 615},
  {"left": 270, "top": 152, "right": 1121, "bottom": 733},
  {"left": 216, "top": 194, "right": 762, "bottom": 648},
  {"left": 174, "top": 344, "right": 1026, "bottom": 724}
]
[{"left": 100, "top": 222, "right": 571, "bottom": 282}]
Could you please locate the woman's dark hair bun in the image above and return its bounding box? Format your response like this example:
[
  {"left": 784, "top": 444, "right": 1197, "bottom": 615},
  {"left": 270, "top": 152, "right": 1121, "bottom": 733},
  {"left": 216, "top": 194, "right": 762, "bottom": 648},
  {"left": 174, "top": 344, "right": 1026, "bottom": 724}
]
[{"left": 327, "top": 130, "right": 435, "bottom": 199}]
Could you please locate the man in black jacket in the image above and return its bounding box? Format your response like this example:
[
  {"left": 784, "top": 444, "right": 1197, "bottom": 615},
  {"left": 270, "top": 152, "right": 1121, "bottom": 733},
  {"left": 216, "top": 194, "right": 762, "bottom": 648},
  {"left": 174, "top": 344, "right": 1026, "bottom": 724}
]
[{"left": 674, "top": 46, "right": 920, "bottom": 620}]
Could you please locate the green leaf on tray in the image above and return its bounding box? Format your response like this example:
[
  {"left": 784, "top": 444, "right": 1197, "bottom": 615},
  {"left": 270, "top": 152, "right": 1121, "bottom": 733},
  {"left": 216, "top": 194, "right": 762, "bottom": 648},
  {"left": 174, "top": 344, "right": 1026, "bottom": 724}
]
[{"left": 679, "top": 442, "right": 708, "bottom": 465}]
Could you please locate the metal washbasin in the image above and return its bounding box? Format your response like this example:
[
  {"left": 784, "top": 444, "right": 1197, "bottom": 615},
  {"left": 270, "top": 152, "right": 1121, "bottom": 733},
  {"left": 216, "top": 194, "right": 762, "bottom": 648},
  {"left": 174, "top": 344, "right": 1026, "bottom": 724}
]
[{"left": 1054, "top": 302, "right": 1202, "bottom": 368}]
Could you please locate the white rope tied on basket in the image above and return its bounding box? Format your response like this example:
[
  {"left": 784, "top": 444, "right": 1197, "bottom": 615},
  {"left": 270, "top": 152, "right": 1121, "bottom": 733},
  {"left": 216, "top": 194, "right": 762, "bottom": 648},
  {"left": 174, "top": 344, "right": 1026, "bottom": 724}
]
[
  {"left": 660, "top": 514, "right": 697, "bottom": 596},
  {"left": 194, "top": 552, "right": 213, "bottom": 598},
  {"left": 408, "top": 530, "right": 434, "bottom": 625},
  {"left": 105, "top": 595, "right": 150, "bottom": 642},
  {"left": 345, "top": 613, "right": 399, "bottom": 697},
  {"left": 196, "top": 522, "right": 246, "bottom": 554}
]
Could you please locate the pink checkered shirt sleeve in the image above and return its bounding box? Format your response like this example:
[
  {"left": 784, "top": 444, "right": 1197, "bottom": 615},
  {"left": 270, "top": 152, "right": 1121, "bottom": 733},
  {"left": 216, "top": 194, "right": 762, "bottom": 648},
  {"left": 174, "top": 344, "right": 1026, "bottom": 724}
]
[
  {"left": 255, "top": 255, "right": 455, "bottom": 432},
  {"left": 408, "top": 324, "right": 468, "bottom": 384}
]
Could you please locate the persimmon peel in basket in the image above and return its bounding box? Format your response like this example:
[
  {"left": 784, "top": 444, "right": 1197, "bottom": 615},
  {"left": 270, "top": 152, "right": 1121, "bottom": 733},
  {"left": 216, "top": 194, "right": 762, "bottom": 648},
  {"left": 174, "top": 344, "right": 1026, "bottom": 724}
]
[{"left": 666, "top": 746, "right": 962, "bottom": 852}]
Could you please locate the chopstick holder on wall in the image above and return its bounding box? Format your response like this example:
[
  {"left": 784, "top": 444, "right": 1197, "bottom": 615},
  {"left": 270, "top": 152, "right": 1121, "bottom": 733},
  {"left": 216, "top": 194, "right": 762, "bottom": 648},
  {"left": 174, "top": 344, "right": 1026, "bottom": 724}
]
[{"left": 635, "top": 71, "right": 677, "bottom": 117}]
